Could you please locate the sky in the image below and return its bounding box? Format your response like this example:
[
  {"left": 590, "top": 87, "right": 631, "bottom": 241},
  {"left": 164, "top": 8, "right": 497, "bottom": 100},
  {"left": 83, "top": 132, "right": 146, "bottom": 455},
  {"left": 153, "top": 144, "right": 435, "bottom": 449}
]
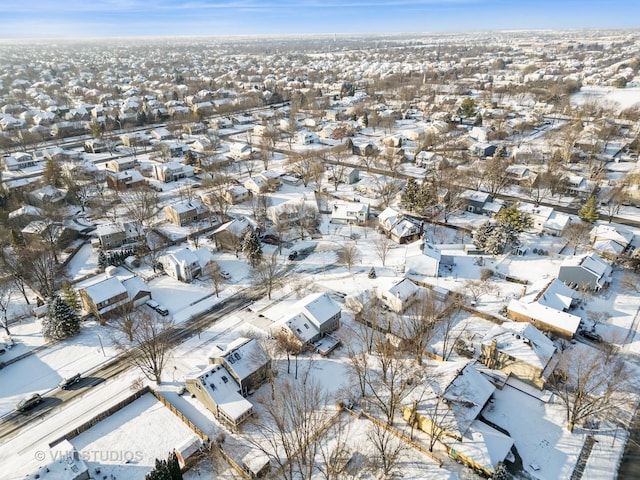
[{"left": 0, "top": 0, "right": 639, "bottom": 39}]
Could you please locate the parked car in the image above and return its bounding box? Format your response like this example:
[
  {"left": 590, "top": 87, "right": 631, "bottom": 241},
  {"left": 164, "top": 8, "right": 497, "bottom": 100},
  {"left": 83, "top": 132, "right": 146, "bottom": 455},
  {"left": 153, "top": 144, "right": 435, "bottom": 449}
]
[
  {"left": 220, "top": 270, "right": 231, "bottom": 280},
  {"left": 59, "top": 373, "right": 82, "bottom": 390},
  {"left": 288, "top": 250, "right": 299, "bottom": 260},
  {"left": 16, "top": 393, "right": 42, "bottom": 412},
  {"left": 154, "top": 304, "right": 169, "bottom": 316},
  {"left": 579, "top": 329, "right": 602, "bottom": 342},
  {"left": 146, "top": 299, "right": 169, "bottom": 316},
  {"left": 146, "top": 299, "right": 160, "bottom": 310}
]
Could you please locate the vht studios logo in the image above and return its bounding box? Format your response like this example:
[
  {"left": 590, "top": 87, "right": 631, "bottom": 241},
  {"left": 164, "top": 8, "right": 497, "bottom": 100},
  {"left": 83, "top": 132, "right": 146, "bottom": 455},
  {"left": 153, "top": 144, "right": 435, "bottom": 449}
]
[{"left": 35, "top": 449, "right": 144, "bottom": 462}]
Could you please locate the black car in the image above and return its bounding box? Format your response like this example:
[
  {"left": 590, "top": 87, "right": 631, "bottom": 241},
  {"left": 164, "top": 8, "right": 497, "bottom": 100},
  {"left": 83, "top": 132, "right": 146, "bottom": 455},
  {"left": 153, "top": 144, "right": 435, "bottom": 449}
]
[
  {"left": 288, "top": 250, "right": 299, "bottom": 260},
  {"left": 579, "top": 329, "right": 602, "bottom": 342},
  {"left": 59, "top": 373, "right": 82, "bottom": 389}
]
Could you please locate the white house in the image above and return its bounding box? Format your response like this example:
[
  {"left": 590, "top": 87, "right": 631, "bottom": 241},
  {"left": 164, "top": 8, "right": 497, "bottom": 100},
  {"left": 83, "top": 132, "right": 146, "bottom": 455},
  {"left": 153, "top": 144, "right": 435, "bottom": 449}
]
[
  {"left": 330, "top": 201, "right": 370, "bottom": 225},
  {"left": 376, "top": 277, "right": 421, "bottom": 313},
  {"left": 405, "top": 241, "right": 441, "bottom": 277},
  {"left": 159, "top": 247, "right": 212, "bottom": 283}
]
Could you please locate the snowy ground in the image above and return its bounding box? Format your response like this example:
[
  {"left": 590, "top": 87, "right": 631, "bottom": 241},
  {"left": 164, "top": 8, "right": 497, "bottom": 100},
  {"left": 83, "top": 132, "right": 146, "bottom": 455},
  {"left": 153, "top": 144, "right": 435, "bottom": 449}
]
[{"left": 71, "top": 393, "right": 199, "bottom": 480}]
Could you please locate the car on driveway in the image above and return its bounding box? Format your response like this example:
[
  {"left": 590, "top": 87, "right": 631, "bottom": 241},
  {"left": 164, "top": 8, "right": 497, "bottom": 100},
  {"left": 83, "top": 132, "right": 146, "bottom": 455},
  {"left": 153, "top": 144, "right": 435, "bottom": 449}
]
[
  {"left": 220, "top": 270, "right": 231, "bottom": 280},
  {"left": 59, "top": 373, "right": 82, "bottom": 390},
  {"left": 16, "top": 393, "right": 42, "bottom": 412},
  {"left": 579, "top": 329, "right": 602, "bottom": 342},
  {"left": 288, "top": 250, "right": 299, "bottom": 260},
  {"left": 146, "top": 299, "right": 169, "bottom": 316}
]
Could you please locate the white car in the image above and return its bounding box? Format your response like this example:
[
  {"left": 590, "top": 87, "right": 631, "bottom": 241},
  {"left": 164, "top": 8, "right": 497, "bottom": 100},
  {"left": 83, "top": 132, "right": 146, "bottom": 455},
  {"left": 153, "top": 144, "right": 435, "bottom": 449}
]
[{"left": 220, "top": 270, "right": 231, "bottom": 280}]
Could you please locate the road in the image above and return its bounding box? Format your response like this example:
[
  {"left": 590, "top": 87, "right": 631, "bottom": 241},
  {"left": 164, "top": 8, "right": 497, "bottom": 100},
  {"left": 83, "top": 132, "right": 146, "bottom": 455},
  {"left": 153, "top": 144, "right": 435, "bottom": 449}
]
[{"left": 0, "top": 289, "right": 258, "bottom": 443}]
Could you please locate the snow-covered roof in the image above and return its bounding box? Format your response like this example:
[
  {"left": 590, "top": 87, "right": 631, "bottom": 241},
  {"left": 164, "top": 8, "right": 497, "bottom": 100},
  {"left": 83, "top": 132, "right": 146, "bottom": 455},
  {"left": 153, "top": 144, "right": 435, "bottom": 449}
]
[
  {"left": 387, "top": 277, "right": 420, "bottom": 301},
  {"left": 82, "top": 276, "right": 127, "bottom": 307},
  {"left": 507, "top": 299, "right": 581, "bottom": 336},
  {"left": 285, "top": 312, "right": 320, "bottom": 343},
  {"left": 96, "top": 222, "right": 124, "bottom": 237},
  {"left": 213, "top": 337, "right": 267, "bottom": 382},
  {"left": 187, "top": 363, "right": 253, "bottom": 422},
  {"left": 121, "top": 276, "right": 150, "bottom": 299},
  {"left": 24, "top": 440, "right": 89, "bottom": 480},
  {"left": 410, "top": 362, "right": 495, "bottom": 439},
  {"left": 590, "top": 224, "right": 634, "bottom": 248},
  {"left": 299, "top": 292, "right": 341, "bottom": 328},
  {"left": 8, "top": 205, "right": 43, "bottom": 219},
  {"left": 519, "top": 202, "right": 553, "bottom": 221},
  {"left": 482, "top": 322, "right": 556, "bottom": 370},
  {"left": 521, "top": 279, "right": 575, "bottom": 312},
  {"left": 451, "top": 420, "right": 514, "bottom": 474}
]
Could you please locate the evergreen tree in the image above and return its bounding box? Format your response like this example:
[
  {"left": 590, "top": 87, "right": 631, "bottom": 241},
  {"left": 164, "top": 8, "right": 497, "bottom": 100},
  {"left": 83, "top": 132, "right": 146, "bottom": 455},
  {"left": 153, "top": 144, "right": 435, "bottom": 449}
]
[
  {"left": 241, "top": 226, "right": 263, "bottom": 267},
  {"left": 98, "top": 251, "right": 107, "bottom": 270},
  {"left": 167, "top": 451, "right": 183, "bottom": 480},
  {"left": 42, "top": 296, "right": 81, "bottom": 341},
  {"left": 578, "top": 196, "right": 600, "bottom": 223},
  {"left": 60, "top": 281, "right": 80, "bottom": 312},
  {"left": 495, "top": 202, "right": 533, "bottom": 233},
  {"left": 43, "top": 158, "right": 62, "bottom": 187},
  {"left": 10, "top": 229, "right": 25, "bottom": 248},
  {"left": 400, "top": 178, "right": 419, "bottom": 211}
]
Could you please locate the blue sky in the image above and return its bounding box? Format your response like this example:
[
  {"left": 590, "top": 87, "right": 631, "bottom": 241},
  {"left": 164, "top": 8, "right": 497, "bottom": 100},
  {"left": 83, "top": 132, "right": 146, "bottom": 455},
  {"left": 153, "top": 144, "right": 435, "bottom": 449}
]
[{"left": 0, "top": 0, "right": 638, "bottom": 39}]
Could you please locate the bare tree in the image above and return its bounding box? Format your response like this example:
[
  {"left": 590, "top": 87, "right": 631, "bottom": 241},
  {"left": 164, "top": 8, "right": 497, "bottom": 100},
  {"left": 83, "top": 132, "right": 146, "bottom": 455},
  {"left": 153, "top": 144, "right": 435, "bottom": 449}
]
[
  {"left": 120, "top": 188, "right": 161, "bottom": 241},
  {"left": 373, "top": 233, "right": 392, "bottom": 266},
  {"left": 247, "top": 376, "right": 332, "bottom": 480},
  {"left": 0, "top": 280, "right": 14, "bottom": 336},
  {"left": 112, "top": 310, "right": 173, "bottom": 385},
  {"left": 365, "top": 419, "right": 405, "bottom": 477},
  {"left": 20, "top": 246, "right": 58, "bottom": 299},
  {"left": 338, "top": 243, "right": 359, "bottom": 272},
  {"left": 205, "top": 259, "right": 223, "bottom": 297},
  {"left": 400, "top": 291, "right": 442, "bottom": 365},
  {"left": 316, "top": 414, "right": 352, "bottom": 480},
  {"left": 364, "top": 339, "right": 417, "bottom": 425},
  {"left": 252, "top": 252, "right": 285, "bottom": 300},
  {"left": 562, "top": 221, "right": 592, "bottom": 255},
  {"left": 463, "top": 279, "right": 495, "bottom": 304},
  {"left": 548, "top": 347, "right": 632, "bottom": 431}
]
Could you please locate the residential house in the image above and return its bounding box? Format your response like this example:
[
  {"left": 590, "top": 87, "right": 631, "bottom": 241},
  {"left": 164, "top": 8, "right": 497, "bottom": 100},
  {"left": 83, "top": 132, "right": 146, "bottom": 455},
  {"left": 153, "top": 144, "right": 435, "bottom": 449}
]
[
  {"left": 185, "top": 363, "right": 254, "bottom": 429},
  {"left": 405, "top": 241, "right": 442, "bottom": 278},
  {"left": 21, "top": 220, "right": 76, "bottom": 248},
  {"left": 211, "top": 217, "right": 257, "bottom": 251},
  {"left": 376, "top": 277, "right": 421, "bottom": 313},
  {"left": 164, "top": 199, "right": 210, "bottom": 227},
  {"left": 557, "top": 252, "right": 612, "bottom": 291},
  {"left": 266, "top": 198, "right": 318, "bottom": 226},
  {"left": 378, "top": 207, "right": 422, "bottom": 244},
  {"left": 222, "top": 185, "right": 250, "bottom": 204},
  {"left": 208, "top": 337, "right": 271, "bottom": 396},
  {"left": 244, "top": 176, "right": 268, "bottom": 194},
  {"left": 340, "top": 167, "right": 360, "bottom": 185},
  {"left": 152, "top": 162, "right": 195, "bottom": 183},
  {"left": 403, "top": 361, "right": 513, "bottom": 478},
  {"left": 158, "top": 248, "right": 208, "bottom": 282},
  {"left": 461, "top": 190, "right": 491, "bottom": 215},
  {"left": 95, "top": 222, "right": 127, "bottom": 249},
  {"left": 27, "top": 185, "right": 66, "bottom": 207},
  {"left": 106, "top": 170, "right": 145, "bottom": 190},
  {"left": 229, "top": 142, "right": 252, "bottom": 159},
  {"left": 507, "top": 282, "right": 580, "bottom": 339},
  {"left": 295, "top": 130, "right": 319, "bottom": 145},
  {"left": 470, "top": 142, "right": 498, "bottom": 157},
  {"left": 518, "top": 203, "right": 554, "bottom": 232},
  {"left": 271, "top": 292, "right": 342, "bottom": 355},
  {"left": 79, "top": 274, "right": 150, "bottom": 320},
  {"left": 150, "top": 127, "right": 173, "bottom": 141},
  {"left": 542, "top": 212, "right": 571, "bottom": 236},
  {"left": 351, "top": 141, "right": 376, "bottom": 157},
  {"left": 460, "top": 190, "right": 504, "bottom": 216},
  {"left": 480, "top": 322, "right": 557, "bottom": 389},
  {"left": 590, "top": 224, "right": 634, "bottom": 258},
  {"left": 2, "top": 152, "right": 37, "bottom": 171},
  {"left": 505, "top": 165, "right": 535, "bottom": 185},
  {"left": 330, "top": 201, "right": 370, "bottom": 225},
  {"left": 83, "top": 139, "right": 107, "bottom": 154},
  {"left": 107, "top": 157, "right": 136, "bottom": 172}
]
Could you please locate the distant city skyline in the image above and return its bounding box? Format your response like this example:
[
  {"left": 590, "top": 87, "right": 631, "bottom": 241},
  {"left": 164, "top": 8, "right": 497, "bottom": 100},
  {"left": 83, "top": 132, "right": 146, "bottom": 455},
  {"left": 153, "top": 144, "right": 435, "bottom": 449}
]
[{"left": 0, "top": 0, "right": 639, "bottom": 39}]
